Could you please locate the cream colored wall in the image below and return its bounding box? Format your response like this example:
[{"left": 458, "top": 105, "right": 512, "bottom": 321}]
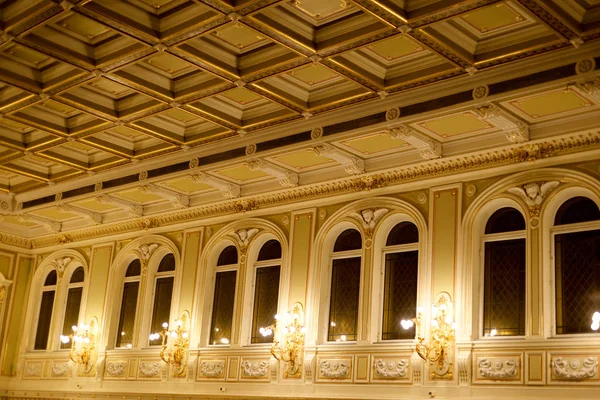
[{"left": 1, "top": 161, "right": 600, "bottom": 399}]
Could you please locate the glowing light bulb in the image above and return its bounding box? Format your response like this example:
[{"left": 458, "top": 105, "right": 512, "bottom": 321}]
[
  {"left": 490, "top": 328, "right": 497, "bottom": 337},
  {"left": 300, "top": 327, "right": 307, "bottom": 334},
  {"left": 121, "top": 331, "right": 125, "bottom": 336},
  {"left": 83, "top": 337, "right": 90, "bottom": 344},
  {"left": 593, "top": 311, "right": 600, "bottom": 322},
  {"left": 330, "top": 321, "right": 336, "bottom": 327},
  {"left": 439, "top": 303, "right": 447, "bottom": 311},
  {"left": 60, "top": 335, "right": 70, "bottom": 344},
  {"left": 289, "top": 326, "right": 296, "bottom": 333},
  {"left": 274, "top": 314, "right": 280, "bottom": 320},
  {"left": 72, "top": 325, "right": 78, "bottom": 332},
  {"left": 431, "top": 319, "right": 439, "bottom": 327},
  {"left": 417, "top": 307, "right": 424, "bottom": 314},
  {"left": 221, "top": 338, "right": 229, "bottom": 344},
  {"left": 445, "top": 316, "right": 453, "bottom": 324},
  {"left": 171, "top": 331, "right": 178, "bottom": 338},
  {"left": 591, "top": 321, "right": 600, "bottom": 331},
  {"left": 182, "top": 332, "right": 188, "bottom": 339},
  {"left": 340, "top": 335, "right": 346, "bottom": 341},
  {"left": 126, "top": 344, "right": 132, "bottom": 349},
  {"left": 162, "top": 322, "right": 168, "bottom": 329}
]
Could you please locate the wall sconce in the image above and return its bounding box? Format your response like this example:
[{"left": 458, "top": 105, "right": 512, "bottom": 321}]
[
  {"left": 60, "top": 317, "right": 97, "bottom": 373},
  {"left": 260, "top": 302, "right": 306, "bottom": 378},
  {"left": 402, "top": 293, "right": 455, "bottom": 379},
  {"left": 149, "top": 311, "right": 189, "bottom": 376}
]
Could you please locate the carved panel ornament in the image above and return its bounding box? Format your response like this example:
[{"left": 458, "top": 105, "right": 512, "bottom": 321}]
[
  {"left": 508, "top": 181, "right": 559, "bottom": 218},
  {"left": 373, "top": 359, "right": 409, "bottom": 379},
  {"left": 25, "top": 363, "right": 42, "bottom": 377},
  {"left": 241, "top": 360, "right": 269, "bottom": 378},
  {"left": 552, "top": 356, "right": 598, "bottom": 381},
  {"left": 51, "top": 362, "right": 69, "bottom": 377},
  {"left": 199, "top": 360, "right": 225, "bottom": 378},
  {"left": 350, "top": 208, "right": 389, "bottom": 238},
  {"left": 139, "top": 361, "right": 161, "bottom": 377},
  {"left": 138, "top": 243, "right": 159, "bottom": 267},
  {"left": 55, "top": 256, "right": 72, "bottom": 280},
  {"left": 319, "top": 359, "right": 351, "bottom": 379},
  {"left": 233, "top": 228, "right": 259, "bottom": 249},
  {"left": 106, "top": 361, "right": 126, "bottom": 377},
  {"left": 477, "top": 358, "right": 519, "bottom": 380}
]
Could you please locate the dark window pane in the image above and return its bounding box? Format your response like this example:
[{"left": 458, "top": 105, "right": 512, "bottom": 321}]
[
  {"left": 116, "top": 281, "right": 139, "bottom": 347},
  {"left": 251, "top": 266, "right": 281, "bottom": 343},
  {"left": 386, "top": 222, "right": 418, "bottom": 246},
  {"left": 126, "top": 259, "right": 141, "bottom": 277},
  {"left": 210, "top": 271, "right": 237, "bottom": 345},
  {"left": 333, "top": 229, "right": 362, "bottom": 252},
  {"left": 257, "top": 240, "right": 282, "bottom": 261},
  {"left": 70, "top": 267, "right": 84, "bottom": 283},
  {"left": 382, "top": 251, "right": 418, "bottom": 340},
  {"left": 328, "top": 257, "right": 361, "bottom": 341},
  {"left": 60, "top": 287, "right": 82, "bottom": 349},
  {"left": 218, "top": 246, "right": 238, "bottom": 266},
  {"left": 149, "top": 277, "right": 174, "bottom": 345},
  {"left": 157, "top": 254, "right": 175, "bottom": 272},
  {"left": 485, "top": 208, "right": 525, "bottom": 234},
  {"left": 44, "top": 270, "right": 57, "bottom": 286},
  {"left": 34, "top": 291, "right": 55, "bottom": 350},
  {"left": 483, "top": 239, "right": 526, "bottom": 336},
  {"left": 555, "top": 229, "right": 600, "bottom": 334},
  {"left": 555, "top": 197, "right": 600, "bottom": 225}
]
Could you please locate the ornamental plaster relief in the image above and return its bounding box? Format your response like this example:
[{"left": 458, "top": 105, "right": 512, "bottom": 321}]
[
  {"left": 138, "top": 361, "right": 161, "bottom": 379},
  {"left": 476, "top": 357, "right": 520, "bottom": 381},
  {"left": 240, "top": 359, "right": 270, "bottom": 380},
  {"left": 105, "top": 361, "right": 127, "bottom": 378},
  {"left": 198, "top": 359, "right": 225, "bottom": 380},
  {"left": 551, "top": 356, "right": 598, "bottom": 381},
  {"left": 317, "top": 358, "right": 352, "bottom": 381},
  {"left": 372, "top": 358, "right": 410, "bottom": 380}
]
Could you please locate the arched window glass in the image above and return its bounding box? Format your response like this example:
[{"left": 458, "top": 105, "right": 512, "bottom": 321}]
[
  {"left": 116, "top": 259, "right": 141, "bottom": 348},
  {"left": 251, "top": 240, "right": 281, "bottom": 344},
  {"left": 34, "top": 270, "right": 57, "bottom": 350},
  {"left": 149, "top": 254, "right": 176, "bottom": 345},
  {"left": 482, "top": 207, "right": 526, "bottom": 337},
  {"left": 554, "top": 196, "right": 600, "bottom": 334},
  {"left": 382, "top": 222, "right": 419, "bottom": 340},
  {"left": 328, "top": 229, "right": 362, "bottom": 341},
  {"left": 210, "top": 245, "right": 238, "bottom": 345},
  {"left": 60, "top": 266, "right": 85, "bottom": 349}
]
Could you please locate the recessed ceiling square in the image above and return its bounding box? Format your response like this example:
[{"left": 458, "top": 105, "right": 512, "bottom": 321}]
[
  {"left": 367, "top": 36, "right": 424, "bottom": 61},
  {"left": 73, "top": 198, "right": 120, "bottom": 212},
  {"left": 418, "top": 113, "right": 492, "bottom": 137},
  {"left": 341, "top": 133, "right": 409, "bottom": 155},
  {"left": 460, "top": 3, "right": 524, "bottom": 33},
  {"left": 161, "top": 176, "right": 212, "bottom": 193},
  {"left": 213, "top": 24, "right": 267, "bottom": 50},
  {"left": 31, "top": 207, "right": 79, "bottom": 221},
  {"left": 220, "top": 88, "right": 263, "bottom": 105},
  {"left": 289, "top": 64, "right": 339, "bottom": 86},
  {"left": 508, "top": 89, "right": 594, "bottom": 118},
  {"left": 216, "top": 164, "right": 270, "bottom": 182},
  {"left": 113, "top": 188, "right": 164, "bottom": 204},
  {"left": 273, "top": 149, "right": 334, "bottom": 169}
]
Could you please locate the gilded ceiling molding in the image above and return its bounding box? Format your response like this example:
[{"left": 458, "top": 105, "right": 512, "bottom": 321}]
[
  {"left": 247, "top": 159, "right": 299, "bottom": 188},
  {"left": 140, "top": 184, "right": 189, "bottom": 209},
  {"left": 190, "top": 173, "right": 240, "bottom": 199},
  {"left": 474, "top": 104, "right": 529, "bottom": 143},
  {"left": 57, "top": 204, "right": 102, "bottom": 225},
  {"left": 312, "top": 144, "right": 365, "bottom": 175},
  {"left": 95, "top": 194, "right": 143, "bottom": 217},
  {"left": 17, "top": 132, "right": 600, "bottom": 249},
  {"left": 387, "top": 125, "right": 442, "bottom": 159},
  {"left": 14, "top": 214, "right": 61, "bottom": 233}
]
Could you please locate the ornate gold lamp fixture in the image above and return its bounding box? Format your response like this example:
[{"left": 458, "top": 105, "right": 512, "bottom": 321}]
[
  {"left": 402, "top": 293, "right": 455, "bottom": 379},
  {"left": 260, "top": 302, "right": 306, "bottom": 378},
  {"left": 60, "top": 318, "right": 97, "bottom": 373},
  {"left": 149, "top": 311, "right": 189, "bottom": 376}
]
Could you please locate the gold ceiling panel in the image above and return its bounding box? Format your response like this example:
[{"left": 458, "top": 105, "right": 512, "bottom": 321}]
[
  {"left": 73, "top": 198, "right": 120, "bottom": 213},
  {"left": 113, "top": 188, "right": 165, "bottom": 204},
  {"left": 215, "top": 164, "right": 271, "bottom": 182},
  {"left": 38, "top": 141, "right": 128, "bottom": 171},
  {"left": 416, "top": 112, "right": 494, "bottom": 138},
  {"left": 160, "top": 176, "right": 212, "bottom": 194},
  {"left": 340, "top": 132, "right": 409, "bottom": 156},
  {"left": 506, "top": 89, "right": 595, "bottom": 119},
  {"left": 81, "top": 128, "right": 177, "bottom": 160},
  {"left": 31, "top": 207, "right": 79, "bottom": 222},
  {"left": 271, "top": 149, "right": 335, "bottom": 170},
  {"left": 460, "top": 3, "right": 525, "bottom": 33},
  {"left": 1, "top": 215, "right": 38, "bottom": 228}
]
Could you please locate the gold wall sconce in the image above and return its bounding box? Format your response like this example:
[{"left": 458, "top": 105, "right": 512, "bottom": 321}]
[
  {"left": 402, "top": 293, "right": 455, "bottom": 379},
  {"left": 260, "top": 302, "right": 306, "bottom": 378},
  {"left": 60, "top": 318, "right": 97, "bottom": 373},
  {"left": 149, "top": 311, "right": 189, "bottom": 376}
]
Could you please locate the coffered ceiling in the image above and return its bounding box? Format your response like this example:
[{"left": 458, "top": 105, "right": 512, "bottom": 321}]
[{"left": 0, "top": 0, "right": 599, "bottom": 243}]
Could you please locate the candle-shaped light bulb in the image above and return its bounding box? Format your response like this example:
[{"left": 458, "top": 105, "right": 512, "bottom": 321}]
[{"left": 162, "top": 322, "right": 168, "bottom": 329}]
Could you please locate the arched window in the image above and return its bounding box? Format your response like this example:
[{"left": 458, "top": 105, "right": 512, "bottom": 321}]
[
  {"left": 328, "top": 229, "right": 362, "bottom": 342},
  {"left": 482, "top": 207, "right": 526, "bottom": 337},
  {"left": 34, "top": 270, "right": 57, "bottom": 350},
  {"left": 381, "top": 222, "right": 419, "bottom": 340},
  {"left": 553, "top": 196, "right": 600, "bottom": 334},
  {"left": 60, "top": 267, "right": 85, "bottom": 349},
  {"left": 149, "top": 254, "right": 176, "bottom": 345},
  {"left": 116, "top": 260, "right": 141, "bottom": 348},
  {"left": 250, "top": 239, "right": 281, "bottom": 344},
  {"left": 210, "top": 245, "right": 238, "bottom": 345}
]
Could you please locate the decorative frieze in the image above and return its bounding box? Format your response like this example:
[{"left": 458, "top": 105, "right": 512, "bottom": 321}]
[
  {"left": 372, "top": 358, "right": 410, "bottom": 380},
  {"left": 51, "top": 362, "right": 69, "bottom": 378},
  {"left": 24, "top": 362, "right": 42, "bottom": 378},
  {"left": 197, "top": 359, "right": 225, "bottom": 380},
  {"left": 551, "top": 356, "right": 598, "bottom": 381},
  {"left": 317, "top": 358, "right": 352, "bottom": 381},
  {"left": 105, "top": 361, "right": 127, "bottom": 378},
  {"left": 477, "top": 358, "right": 519, "bottom": 380},
  {"left": 240, "top": 359, "right": 269, "bottom": 380},
  {"left": 138, "top": 361, "right": 161, "bottom": 378}
]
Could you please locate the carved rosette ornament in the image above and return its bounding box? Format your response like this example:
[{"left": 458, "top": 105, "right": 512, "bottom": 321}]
[
  {"left": 311, "top": 127, "right": 323, "bottom": 139},
  {"left": 552, "top": 357, "right": 598, "bottom": 381},
  {"left": 508, "top": 181, "right": 559, "bottom": 225},
  {"left": 477, "top": 358, "right": 519, "bottom": 380},
  {"left": 319, "top": 360, "right": 350, "bottom": 379},
  {"left": 472, "top": 85, "right": 489, "bottom": 100},
  {"left": 373, "top": 359, "right": 409, "bottom": 379}
]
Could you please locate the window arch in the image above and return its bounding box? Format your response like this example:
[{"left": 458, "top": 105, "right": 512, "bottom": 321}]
[
  {"left": 60, "top": 266, "right": 85, "bottom": 349},
  {"left": 34, "top": 270, "right": 57, "bottom": 350},
  {"left": 328, "top": 228, "right": 362, "bottom": 342},
  {"left": 250, "top": 239, "right": 281, "bottom": 344},
  {"left": 482, "top": 207, "right": 526, "bottom": 337},
  {"left": 115, "top": 260, "right": 141, "bottom": 348},
  {"left": 209, "top": 245, "right": 238, "bottom": 345},
  {"left": 552, "top": 196, "right": 600, "bottom": 334},
  {"left": 381, "top": 221, "right": 419, "bottom": 340}
]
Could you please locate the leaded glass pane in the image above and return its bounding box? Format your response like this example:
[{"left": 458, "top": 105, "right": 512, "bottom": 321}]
[
  {"left": 126, "top": 260, "right": 141, "bottom": 277},
  {"left": 333, "top": 229, "right": 362, "bottom": 252},
  {"left": 555, "top": 229, "right": 600, "bottom": 334},
  {"left": 382, "top": 251, "right": 418, "bottom": 340},
  {"left": 386, "top": 222, "right": 418, "bottom": 246},
  {"left": 149, "top": 277, "right": 174, "bottom": 345},
  {"left": 60, "top": 287, "right": 82, "bottom": 349},
  {"left": 44, "top": 270, "right": 57, "bottom": 286},
  {"left": 218, "top": 246, "right": 238, "bottom": 266},
  {"left": 210, "top": 271, "right": 237, "bottom": 345},
  {"left": 157, "top": 254, "right": 175, "bottom": 272},
  {"left": 483, "top": 239, "right": 526, "bottom": 336},
  {"left": 70, "top": 267, "right": 84, "bottom": 283},
  {"left": 555, "top": 197, "right": 600, "bottom": 225},
  {"left": 34, "top": 291, "right": 55, "bottom": 350},
  {"left": 485, "top": 208, "right": 525, "bottom": 234},
  {"left": 116, "top": 281, "right": 139, "bottom": 347},
  {"left": 257, "top": 240, "right": 282, "bottom": 261},
  {"left": 328, "top": 257, "right": 361, "bottom": 341},
  {"left": 251, "top": 265, "right": 280, "bottom": 343}
]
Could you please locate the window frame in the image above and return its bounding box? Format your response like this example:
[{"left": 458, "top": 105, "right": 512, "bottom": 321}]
[
  {"left": 59, "top": 266, "right": 86, "bottom": 349},
  {"left": 114, "top": 259, "right": 142, "bottom": 349},
  {"left": 144, "top": 252, "right": 177, "bottom": 348}
]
